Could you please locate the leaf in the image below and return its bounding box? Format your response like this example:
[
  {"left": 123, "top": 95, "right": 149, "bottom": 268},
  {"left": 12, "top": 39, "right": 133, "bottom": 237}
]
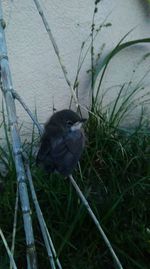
[{"left": 94, "top": 37, "right": 150, "bottom": 89}]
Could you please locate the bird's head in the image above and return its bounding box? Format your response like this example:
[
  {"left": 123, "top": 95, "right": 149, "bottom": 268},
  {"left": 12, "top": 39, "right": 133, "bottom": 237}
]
[{"left": 47, "top": 109, "right": 86, "bottom": 131}]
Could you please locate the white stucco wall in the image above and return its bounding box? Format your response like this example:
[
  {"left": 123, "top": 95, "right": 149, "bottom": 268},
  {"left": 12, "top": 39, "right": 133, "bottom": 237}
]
[{"left": 0, "top": 0, "right": 150, "bottom": 131}]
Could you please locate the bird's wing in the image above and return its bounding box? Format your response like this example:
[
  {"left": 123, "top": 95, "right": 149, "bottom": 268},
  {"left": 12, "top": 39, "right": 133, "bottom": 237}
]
[
  {"left": 36, "top": 126, "right": 84, "bottom": 175},
  {"left": 36, "top": 135, "right": 51, "bottom": 162},
  {"left": 51, "top": 130, "right": 84, "bottom": 175},
  {"left": 36, "top": 125, "right": 63, "bottom": 172}
]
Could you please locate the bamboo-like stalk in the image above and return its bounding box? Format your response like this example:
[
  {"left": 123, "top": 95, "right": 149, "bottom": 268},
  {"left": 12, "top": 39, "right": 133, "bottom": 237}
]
[
  {"left": 0, "top": 228, "right": 18, "bottom": 269},
  {"left": 69, "top": 175, "right": 123, "bottom": 269},
  {"left": 0, "top": 2, "right": 38, "bottom": 269},
  {"left": 10, "top": 186, "right": 19, "bottom": 269},
  {"left": 25, "top": 161, "right": 62, "bottom": 269}
]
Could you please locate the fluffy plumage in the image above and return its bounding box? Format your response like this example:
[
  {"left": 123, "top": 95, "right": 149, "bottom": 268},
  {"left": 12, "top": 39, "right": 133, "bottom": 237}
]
[{"left": 36, "top": 109, "right": 86, "bottom": 176}]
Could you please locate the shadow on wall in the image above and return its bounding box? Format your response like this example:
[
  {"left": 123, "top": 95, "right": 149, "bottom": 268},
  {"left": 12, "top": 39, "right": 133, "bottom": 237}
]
[{"left": 138, "top": 0, "right": 150, "bottom": 18}]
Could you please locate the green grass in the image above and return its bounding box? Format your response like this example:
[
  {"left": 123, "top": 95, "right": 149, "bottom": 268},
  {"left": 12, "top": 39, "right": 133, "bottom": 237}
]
[{"left": 0, "top": 109, "right": 150, "bottom": 269}]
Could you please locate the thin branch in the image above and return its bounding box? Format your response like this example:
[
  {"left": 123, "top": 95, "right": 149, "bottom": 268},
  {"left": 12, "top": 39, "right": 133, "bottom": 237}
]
[
  {"left": 32, "top": 0, "right": 79, "bottom": 108},
  {"left": 0, "top": 228, "right": 18, "bottom": 269},
  {"left": 69, "top": 175, "right": 123, "bottom": 269},
  {"left": 32, "top": 0, "right": 98, "bottom": 119},
  {"left": 25, "top": 161, "right": 62, "bottom": 269},
  {"left": 12, "top": 89, "right": 43, "bottom": 136}
]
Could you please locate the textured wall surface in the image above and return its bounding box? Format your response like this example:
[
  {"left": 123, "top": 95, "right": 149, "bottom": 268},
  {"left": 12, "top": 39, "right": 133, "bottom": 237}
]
[{"left": 0, "top": 0, "right": 150, "bottom": 131}]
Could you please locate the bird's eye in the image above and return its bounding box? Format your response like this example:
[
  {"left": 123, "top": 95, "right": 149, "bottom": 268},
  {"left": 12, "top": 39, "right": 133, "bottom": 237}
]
[{"left": 66, "top": 120, "right": 73, "bottom": 126}]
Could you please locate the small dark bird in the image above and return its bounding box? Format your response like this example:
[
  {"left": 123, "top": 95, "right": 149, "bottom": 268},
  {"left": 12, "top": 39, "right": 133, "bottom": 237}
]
[{"left": 36, "top": 109, "right": 86, "bottom": 176}]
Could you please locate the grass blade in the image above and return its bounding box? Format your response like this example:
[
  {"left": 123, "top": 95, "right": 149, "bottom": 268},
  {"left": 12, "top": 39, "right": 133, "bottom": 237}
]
[{"left": 94, "top": 36, "right": 150, "bottom": 102}]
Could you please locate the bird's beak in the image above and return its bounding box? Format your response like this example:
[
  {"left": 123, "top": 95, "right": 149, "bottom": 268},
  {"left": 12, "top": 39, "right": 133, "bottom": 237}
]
[{"left": 71, "top": 119, "right": 86, "bottom": 131}]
